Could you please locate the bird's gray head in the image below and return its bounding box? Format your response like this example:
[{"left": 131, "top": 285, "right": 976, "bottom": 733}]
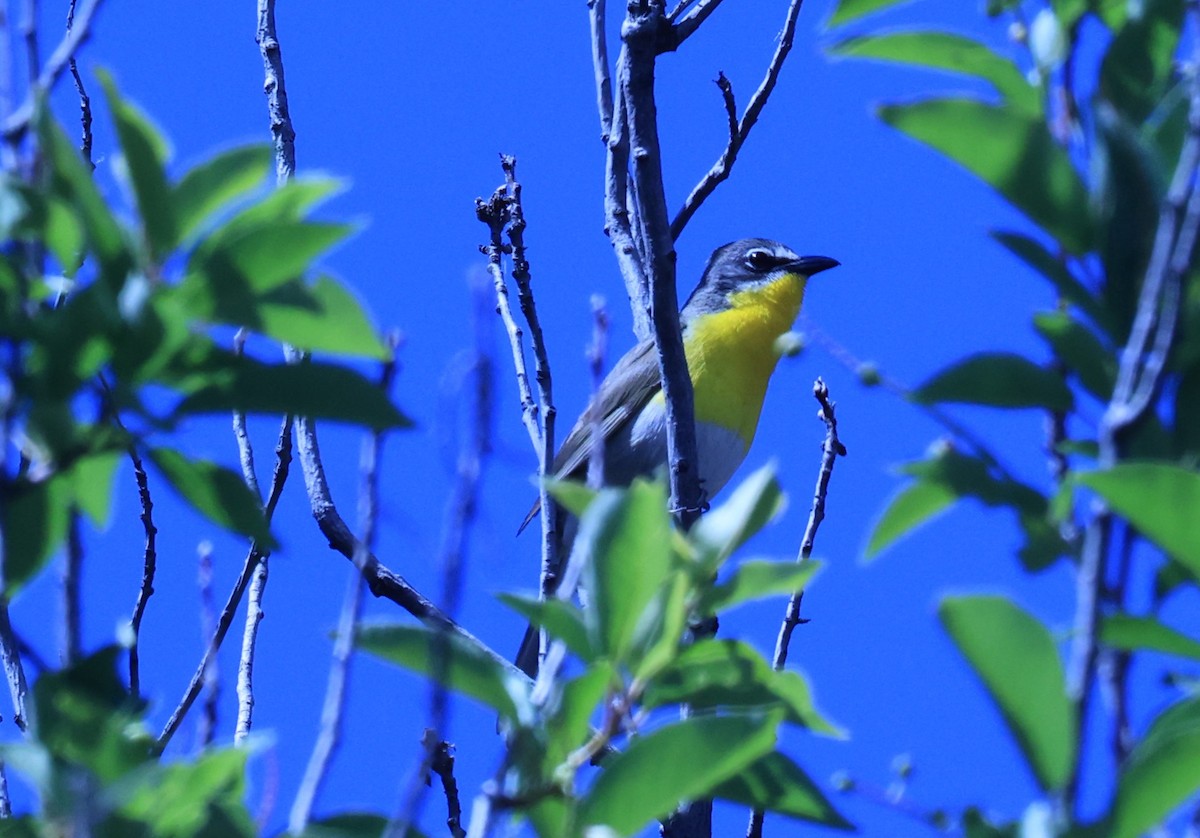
[{"left": 681, "top": 238, "right": 839, "bottom": 319}]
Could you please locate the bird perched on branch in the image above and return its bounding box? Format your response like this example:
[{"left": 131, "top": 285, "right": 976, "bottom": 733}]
[{"left": 517, "top": 237, "right": 839, "bottom": 675}]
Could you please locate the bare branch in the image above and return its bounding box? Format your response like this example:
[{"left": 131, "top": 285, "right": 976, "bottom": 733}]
[
  {"left": 256, "top": 0, "right": 295, "bottom": 184},
  {"left": 65, "top": 0, "right": 92, "bottom": 168},
  {"left": 587, "top": 296, "right": 610, "bottom": 489},
  {"left": 196, "top": 543, "right": 219, "bottom": 751},
  {"left": 603, "top": 69, "right": 652, "bottom": 339},
  {"left": 394, "top": 280, "right": 493, "bottom": 837},
  {"left": 1065, "top": 3, "right": 1200, "bottom": 814},
  {"left": 290, "top": 348, "right": 396, "bottom": 833},
  {"left": 672, "top": 0, "right": 805, "bottom": 240},
  {"left": 0, "top": 602, "right": 28, "bottom": 731},
  {"left": 61, "top": 510, "right": 82, "bottom": 666},
  {"left": 0, "top": 759, "right": 10, "bottom": 817},
  {"left": 590, "top": 0, "right": 614, "bottom": 144},
  {"left": 234, "top": 557, "right": 267, "bottom": 745},
  {"left": 620, "top": 4, "right": 703, "bottom": 530},
  {"left": 751, "top": 379, "right": 846, "bottom": 837},
  {"left": 158, "top": 418, "right": 293, "bottom": 752},
  {"left": 1, "top": 0, "right": 103, "bottom": 142},
  {"left": 428, "top": 736, "right": 466, "bottom": 838},
  {"left": 127, "top": 448, "right": 158, "bottom": 699},
  {"left": 671, "top": 0, "right": 725, "bottom": 46}
]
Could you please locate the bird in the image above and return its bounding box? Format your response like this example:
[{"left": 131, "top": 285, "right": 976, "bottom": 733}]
[{"left": 516, "top": 238, "right": 839, "bottom": 675}]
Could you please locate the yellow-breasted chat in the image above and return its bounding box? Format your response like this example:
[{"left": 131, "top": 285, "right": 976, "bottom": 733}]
[{"left": 517, "top": 237, "right": 838, "bottom": 674}]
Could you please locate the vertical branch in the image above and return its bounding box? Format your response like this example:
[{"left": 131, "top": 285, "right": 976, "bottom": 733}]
[
  {"left": 619, "top": 3, "right": 702, "bottom": 531},
  {"left": 61, "top": 510, "right": 82, "bottom": 665},
  {"left": 750, "top": 380, "right": 846, "bottom": 838},
  {"left": 589, "top": 0, "right": 614, "bottom": 144},
  {"left": 1065, "top": 1, "right": 1200, "bottom": 814},
  {"left": 587, "top": 297, "right": 610, "bottom": 489},
  {"left": 234, "top": 557, "right": 267, "bottom": 745},
  {"left": 256, "top": 0, "right": 295, "bottom": 184},
  {"left": 64, "top": 0, "right": 92, "bottom": 167},
  {"left": 0, "top": 602, "right": 27, "bottom": 731},
  {"left": 196, "top": 543, "right": 218, "bottom": 750},
  {"left": 393, "top": 278, "right": 493, "bottom": 837},
  {"left": 290, "top": 348, "right": 397, "bottom": 833},
  {"left": 127, "top": 448, "right": 158, "bottom": 699}
]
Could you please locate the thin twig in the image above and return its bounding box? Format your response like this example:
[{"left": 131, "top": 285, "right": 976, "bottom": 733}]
[
  {"left": 0, "top": 601, "right": 27, "bottom": 731},
  {"left": 771, "top": 379, "right": 845, "bottom": 671},
  {"left": 290, "top": 347, "right": 397, "bottom": 833},
  {"left": 256, "top": 0, "right": 295, "bottom": 185},
  {"left": 0, "top": 759, "right": 10, "bottom": 817},
  {"left": 65, "top": 0, "right": 92, "bottom": 168},
  {"left": 393, "top": 279, "right": 492, "bottom": 837},
  {"left": 589, "top": 0, "right": 614, "bottom": 144},
  {"left": 671, "top": 0, "right": 805, "bottom": 240},
  {"left": 284, "top": 356, "right": 520, "bottom": 676},
  {"left": 196, "top": 543, "right": 219, "bottom": 750},
  {"left": 501, "top": 155, "right": 558, "bottom": 617},
  {"left": 127, "top": 448, "right": 158, "bottom": 699},
  {"left": 429, "top": 736, "right": 467, "bottom": 838},
  {"left": 158, "top": 420, "right": 293, "bottom": 752},
  {"left": 234, "top": 556, "right": 267, "bottom": 745},
  {"left": 235, "top": 416, "right": 292, "bottom": 745},
  {"left": 587, "top": 297, "right": 610, "bottom": 490},
  {"left": 751, "top": 379, "right": 846, "bottom": 838},
  {"left": 1, "top": 0, "right": 103, "bottom": 142},
  {"left": 20, "top": 0, "right": 39, "bottom": 113},
  {"left": 672, "top": 0, "right": 725, "bottom": 45},
  {"left": 61, "top": 509, "right": 82, "bottom": 666}
]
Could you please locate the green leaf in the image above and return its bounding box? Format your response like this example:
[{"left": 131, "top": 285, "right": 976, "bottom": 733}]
[
  {"left": 830, "top": 32, "right": 1039, "bottom": 114},
  {"left": 186, "top": 220, "right": 352, "bottom": 311},
  {"left": 171, "top": 354, "right": 410, "bottom": 431},
  {"left": 44, "top": 196, "right": 85, "bottom": 276},
  {"left": 1102, "top": 614, "right": 1200, "bottom": 661},
  {"left": 173, "top": 145, "right": 272, "bottom": 243},
  {"left": 543, "top": 663, "right": 615, "bottom": 772},
  {"left": 254, "top": 275, "right": 389, "bottom": 359},
  {"left": 1109, "top": 697, "right": 1200, "bottom": 838},
  {"left": 99, "top": 71, "right": 176, "bottom": 257},
  {"left": 701, "top": 559, "right": 821, "bottom": 614},
  {"left": 199, "top": 176, "right": 341, "bottom": 249},
  {"left": 577, "top": 711, "right": 781, "bottom": 835},
  {"left": 865, "top": 478, "right": 957, "bottom": 559},
  {"left": 912, "top": 352, "right": 1074, "bottom": 411},
  {"left": 355, "top": 624, "right": 533, "bottom": 724},
  {"left": 1098, "top": 0, "right": 1183, "bottom": 123},
  {"left": 497, "top": 593, "right": 594, "bottom": 662},
  {"left": 1092, "top": 108, "right": 1166, "bottom": 341},
  {"left": 148, "top": 448, "right": 275, "bottom": 547},
  {"left": 827, "top": 0, "right": 914, "bottom": 27},
  {"left": 1174, "top": 365, "right": 1200, "bottom": 457},
  {"left": 579, "top": 479, "right": 673, "bottom": 665},
  {"left": 1033, "top": 311, "right": 1116, "bottom": 398},
  {"left": 2, "top": 474, "right": 70, "bottom": 590},
  {"left": 689, "top": 464, "right": 784, "bottom": 570},
  {"left": 544, "top": 478, "right": 598, "bottom": 519},
  {"left": 114, "top": 747, "right": 254, "bottom": 838},
  {"left": 939, "top": 595, "right": 1075, "bottom": 791},
  {"left": 642, "top": 639, "right": 840, "bottom": 735},
  {"left": 1077, "top": 463, "right": 1200, "bottom": 577},
  {"left": 714, "top": 752, "right": 853, "bottom": 830},
  {"left": 869, "top": 446, "right": 1064, "bottom": 570},
  {"left": 37, "top": 104, "right": 129, "bottom": 274},
  {"left": 991, "top": 231, "right": 1111, "bottom": 336},
  {"left": 68, "top": 450, "right": 122, "bottom": 527},
  {"left": 33, "top": 647, "right": 152, "bottom": 781},
  {"left": 880, "top": 99, "right": 1092, "bottom": 253}
]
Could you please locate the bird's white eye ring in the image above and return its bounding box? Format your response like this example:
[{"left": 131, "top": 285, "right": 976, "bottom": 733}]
[{"left": 743, "top": 248, "right": 775, "bottom": 272}]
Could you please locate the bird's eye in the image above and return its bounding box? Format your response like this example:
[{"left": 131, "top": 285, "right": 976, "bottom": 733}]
[{"left": 743, "top": 248, "right": 775, "bottom": 272}]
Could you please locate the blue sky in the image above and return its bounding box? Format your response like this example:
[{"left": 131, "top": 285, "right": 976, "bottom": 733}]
[{"left": 6, "top": 1, "right": 1182, "bottom": 835}]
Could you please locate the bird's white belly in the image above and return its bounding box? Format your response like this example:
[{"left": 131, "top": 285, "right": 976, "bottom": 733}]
[{"left": 615, "top": 398, "right": 750, "bottom": 503}]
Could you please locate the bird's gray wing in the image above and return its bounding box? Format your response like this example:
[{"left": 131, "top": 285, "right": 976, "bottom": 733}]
[{"left": 517, "top": 337, "right": 661, "bottom": 533}]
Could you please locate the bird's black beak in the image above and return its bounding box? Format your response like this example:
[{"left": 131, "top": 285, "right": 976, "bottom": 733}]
[{"left": 787, "top": 255, "right": 840, "bottom": 277}]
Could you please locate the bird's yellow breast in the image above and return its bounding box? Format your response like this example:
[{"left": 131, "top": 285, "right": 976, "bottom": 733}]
[{"left": 682, "top": 272, "right": 807, "bottom": 445}]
